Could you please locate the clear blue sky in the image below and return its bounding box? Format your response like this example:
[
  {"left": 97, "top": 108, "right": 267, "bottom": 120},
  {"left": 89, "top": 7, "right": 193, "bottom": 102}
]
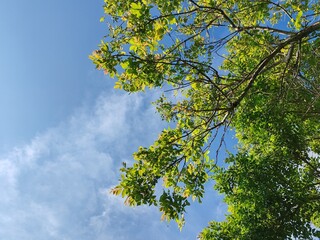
[
  {"left": 0, "top": 0, "right": 108, "bottom": 151},
  {"left": 0, "top": 1, "right": 228, "bottom": 239}
]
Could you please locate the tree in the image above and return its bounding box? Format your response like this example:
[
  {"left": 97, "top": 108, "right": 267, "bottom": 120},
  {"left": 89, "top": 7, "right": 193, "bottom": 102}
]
[{"left": 91, "top": 0, "right": 320, "bottom": 239}]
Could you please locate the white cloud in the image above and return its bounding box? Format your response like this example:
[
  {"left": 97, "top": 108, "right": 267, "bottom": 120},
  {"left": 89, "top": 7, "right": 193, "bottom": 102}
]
[{"left": 0, "top": 91, "right": 226, "bottom": 240}]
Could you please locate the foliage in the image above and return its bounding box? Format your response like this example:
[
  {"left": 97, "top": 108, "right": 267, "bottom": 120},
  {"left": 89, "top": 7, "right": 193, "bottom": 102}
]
[{"left": 91, "top": 0, "right": 320, "bottom": 238}]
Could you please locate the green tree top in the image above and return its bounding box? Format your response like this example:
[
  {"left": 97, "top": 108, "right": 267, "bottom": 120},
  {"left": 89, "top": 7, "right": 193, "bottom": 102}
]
[{"left": 91, "top": 0, "right": 320, "bottom": 238}]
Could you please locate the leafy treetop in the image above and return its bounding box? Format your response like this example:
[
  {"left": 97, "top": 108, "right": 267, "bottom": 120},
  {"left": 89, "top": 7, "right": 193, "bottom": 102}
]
[{"left": 91, "top": 0, "right": 320, "bottom": 239}]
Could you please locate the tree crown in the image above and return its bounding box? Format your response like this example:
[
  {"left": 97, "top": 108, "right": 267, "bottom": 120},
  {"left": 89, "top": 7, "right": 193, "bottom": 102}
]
[{"left": 91, "top": 0, "right": 320, "bottom": 238}]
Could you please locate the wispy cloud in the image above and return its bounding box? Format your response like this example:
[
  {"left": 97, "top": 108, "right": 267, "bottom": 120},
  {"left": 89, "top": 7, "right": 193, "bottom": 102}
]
[{"left": 0, "top": 91, "right": 226, "bottom": 240}]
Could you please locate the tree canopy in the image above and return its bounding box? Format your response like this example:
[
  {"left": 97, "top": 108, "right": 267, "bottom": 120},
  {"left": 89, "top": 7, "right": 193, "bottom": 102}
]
[{"left": 91, "top": 0, "right": 320, "bottom": 239}]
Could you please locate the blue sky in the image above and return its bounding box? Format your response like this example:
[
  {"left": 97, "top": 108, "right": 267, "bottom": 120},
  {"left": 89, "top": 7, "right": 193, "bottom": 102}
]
[{"left": 0, "top": 1, "right": 228, "bottom": 239}]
